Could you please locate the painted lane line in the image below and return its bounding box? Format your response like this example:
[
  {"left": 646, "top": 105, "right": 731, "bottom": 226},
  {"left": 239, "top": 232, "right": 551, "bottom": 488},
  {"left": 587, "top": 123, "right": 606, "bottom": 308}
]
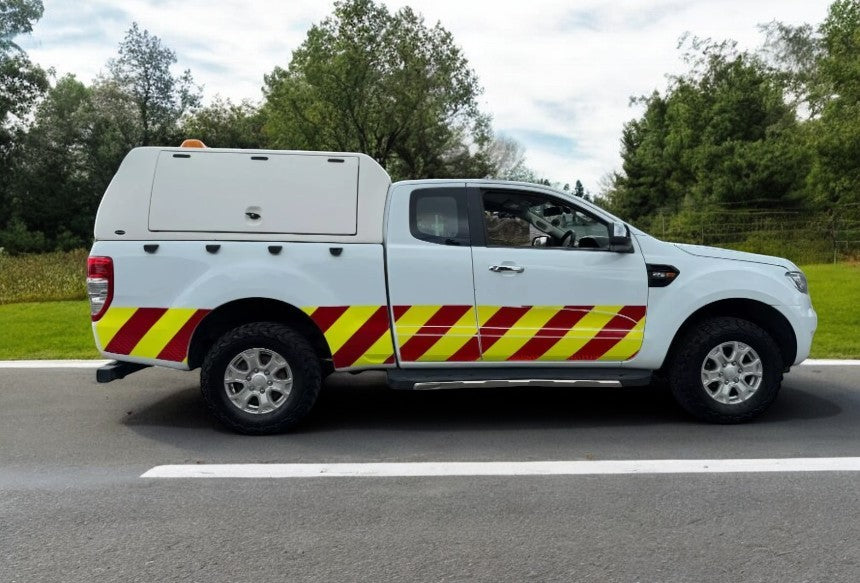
[
  {"left": 141, "top": 458, "right": 860, "bottom": 478},
  {"left": 800, "top": 359, "right": 860, "bottom": 366},
  {"left": 0, "top": 360, "right": 112, "bottom": 369}
]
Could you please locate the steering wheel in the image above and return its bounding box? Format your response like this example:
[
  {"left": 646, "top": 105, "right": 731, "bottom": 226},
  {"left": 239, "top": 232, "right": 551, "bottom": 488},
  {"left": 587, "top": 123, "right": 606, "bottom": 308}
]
[{"left": 559, "top": 230, "right": 575, "bottom": 248}]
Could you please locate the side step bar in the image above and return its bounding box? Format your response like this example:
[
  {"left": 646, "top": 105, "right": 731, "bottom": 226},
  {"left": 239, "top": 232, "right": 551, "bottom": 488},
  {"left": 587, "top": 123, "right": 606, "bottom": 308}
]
[
  {"left": 387, "top": 368, "right": 652, "bottom": 391},
  {"left": 96, "top": 360, "right": 150, "bottom": 383}
]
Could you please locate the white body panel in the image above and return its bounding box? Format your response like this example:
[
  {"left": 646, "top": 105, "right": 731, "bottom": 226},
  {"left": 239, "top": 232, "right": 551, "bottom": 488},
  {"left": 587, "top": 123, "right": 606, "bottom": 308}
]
[
  {"left": 91, "top": 240, "right": 388, "bottom": 369},
  {"left": 94, "top": 147, "right": 390, "bottom": 243},
  {"left": 150, "top": 151, "right": 359, "bottom": 235}
]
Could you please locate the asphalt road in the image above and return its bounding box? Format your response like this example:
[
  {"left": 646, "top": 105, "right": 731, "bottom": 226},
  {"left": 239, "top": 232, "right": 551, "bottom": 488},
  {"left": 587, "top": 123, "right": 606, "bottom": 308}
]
[{"left": 1, "top": 364, "right": 859, "bottom": 582}]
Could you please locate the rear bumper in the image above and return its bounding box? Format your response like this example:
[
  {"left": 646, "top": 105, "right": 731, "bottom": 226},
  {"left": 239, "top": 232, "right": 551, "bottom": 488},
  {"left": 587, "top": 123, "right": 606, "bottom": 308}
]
[{"left": 96, "top": 360, "right": 150, "bottom": 383}]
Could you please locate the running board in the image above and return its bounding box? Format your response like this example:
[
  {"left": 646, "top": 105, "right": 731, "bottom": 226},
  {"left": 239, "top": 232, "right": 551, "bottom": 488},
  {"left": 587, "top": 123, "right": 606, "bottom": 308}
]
[{"left": 387, "top": 368, "right": 652, "bottom": 391}]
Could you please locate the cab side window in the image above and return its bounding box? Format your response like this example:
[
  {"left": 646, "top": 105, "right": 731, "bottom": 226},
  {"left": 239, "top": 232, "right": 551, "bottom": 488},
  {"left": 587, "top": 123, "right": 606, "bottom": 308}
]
[
  {"left": 482, "top": 190, "right": 610, "bottom": 250},
  {"left": 410, "top": 187, "right": 470, "bottom": 245}
]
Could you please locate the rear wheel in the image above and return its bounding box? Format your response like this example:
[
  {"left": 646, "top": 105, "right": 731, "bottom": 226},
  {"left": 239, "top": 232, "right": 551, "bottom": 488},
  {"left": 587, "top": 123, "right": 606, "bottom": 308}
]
[
  {"left": 200, "top": 322, "right": 322, "bottom": 434},
  {"left": 668, "top": 317, "right": 783, "bottom": 423}
]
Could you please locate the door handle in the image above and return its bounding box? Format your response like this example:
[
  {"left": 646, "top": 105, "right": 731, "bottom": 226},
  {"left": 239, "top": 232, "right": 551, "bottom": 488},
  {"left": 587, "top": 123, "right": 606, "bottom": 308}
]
[{"left": 489, "top": 264, "right": 525, "bottom": 273}]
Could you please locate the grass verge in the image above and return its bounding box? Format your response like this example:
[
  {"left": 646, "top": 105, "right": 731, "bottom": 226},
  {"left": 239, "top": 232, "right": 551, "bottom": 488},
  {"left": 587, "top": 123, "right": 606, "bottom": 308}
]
[
  {"left": 0, "top": 301, "right": 99, "bottom": 359},
  {"left": 803, "top": 263, "right": 860, "bottom": 359}
]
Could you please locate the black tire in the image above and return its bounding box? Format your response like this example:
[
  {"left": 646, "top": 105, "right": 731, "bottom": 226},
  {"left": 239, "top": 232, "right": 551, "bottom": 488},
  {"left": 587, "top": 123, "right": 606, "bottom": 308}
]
[
  {"left": 667, "top": 316, "right": 783, "bottom": 424},
  {"left": 200, "top": 322, "right": 322, "bottom": 434}
]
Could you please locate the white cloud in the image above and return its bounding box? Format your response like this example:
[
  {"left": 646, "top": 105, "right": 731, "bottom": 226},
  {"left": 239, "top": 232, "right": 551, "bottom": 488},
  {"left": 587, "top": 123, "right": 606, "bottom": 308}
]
[{"left": 20, "top": 0, "right": 832, "bottom": 191}]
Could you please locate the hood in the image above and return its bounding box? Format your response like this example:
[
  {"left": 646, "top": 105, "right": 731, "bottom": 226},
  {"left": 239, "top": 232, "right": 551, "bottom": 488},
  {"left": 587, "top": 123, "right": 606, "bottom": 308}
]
[{"left": 673, "top": 243, "right": 791, "bottom": 269}]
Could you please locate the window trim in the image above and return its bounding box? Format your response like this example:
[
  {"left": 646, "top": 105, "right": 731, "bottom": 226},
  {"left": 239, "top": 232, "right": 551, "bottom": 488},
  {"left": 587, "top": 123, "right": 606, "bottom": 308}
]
[
  {"left": 408, "top": 186, "right": 471, "bottom": 246},
  {"left": 474, "top": 187, "right": 613, "bottom": 251}
]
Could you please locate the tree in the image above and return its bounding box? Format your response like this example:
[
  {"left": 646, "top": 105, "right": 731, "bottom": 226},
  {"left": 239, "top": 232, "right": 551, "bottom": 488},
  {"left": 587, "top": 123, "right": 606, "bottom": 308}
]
[
  {"left": 262, "top": 0, "right": 492, "bottom": 180},
  {"left": 9, "top": 75, "right": 94, "bottom": 248},
  {"left": 605, "top": 39, "right": 808, "bottom": 223},
  {"left": 0, "top": 0, "right": 48, "bottom": 235},
  {"left": 807, "top": 0, "right": 860, "bottom": 207},
  {"left": 181, "top": 97, "right": 265, "bottom": 149},
  {"left": 107, "top": 22, "right": 200, "bottom": 146}
]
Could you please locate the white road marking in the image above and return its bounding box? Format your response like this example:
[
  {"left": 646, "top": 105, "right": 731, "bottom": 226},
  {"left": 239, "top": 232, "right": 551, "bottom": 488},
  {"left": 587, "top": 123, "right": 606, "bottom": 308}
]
[
  {"left": 800, "top": 359, "right": 860, "bottom": 366},
  {"left": 141, "top": 458, "right": 860, "bottom": 478},
  {"left": 0, "top": 360, "right": 112, "bottom": 368}
]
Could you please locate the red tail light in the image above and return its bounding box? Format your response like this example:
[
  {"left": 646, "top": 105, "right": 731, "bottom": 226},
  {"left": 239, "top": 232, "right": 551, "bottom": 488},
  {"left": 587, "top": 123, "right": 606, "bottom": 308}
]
[{"left": 87, "top": 256, "right": 113, "bottom": 321}]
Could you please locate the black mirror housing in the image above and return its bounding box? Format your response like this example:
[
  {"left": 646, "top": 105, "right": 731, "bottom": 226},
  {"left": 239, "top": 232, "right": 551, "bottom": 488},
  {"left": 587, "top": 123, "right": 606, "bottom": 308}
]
[{"left": 609, "top": 222, "right": 634, "bottom": 253}]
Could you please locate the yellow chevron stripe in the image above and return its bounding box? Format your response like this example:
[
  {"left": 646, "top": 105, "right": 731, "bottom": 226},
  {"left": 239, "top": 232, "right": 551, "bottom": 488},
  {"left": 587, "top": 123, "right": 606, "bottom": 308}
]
[
  {"left": 598, "top": 317, "right": 646, "bottom": 361},
  {"left": 354, "top": 329, "right": 396, "bottom": 367},
  {"left": 481, "top": 306, "right": 561, "bottom": 361},
  {"left": 537, "top": 306, "right": 622, "bottom": 361},
  {"left": 130, "top": 308, "right": 197, "bottom": 359},
  {"left": 417, "top": 308, "right": 479, "bottom": 362},
  {"left": 94, "top": 307, "right": 137, "bottom": 350},
  {"left": 393, "top": 305, "right": 442, "bottom": 345},
  {"left": 323, "top": 305, "right": 381, "bottom": 354}
]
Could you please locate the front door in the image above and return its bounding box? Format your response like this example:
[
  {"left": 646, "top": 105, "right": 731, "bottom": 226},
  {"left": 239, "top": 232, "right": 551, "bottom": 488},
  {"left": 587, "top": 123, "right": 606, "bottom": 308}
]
[{"left": 469, "top": 186, "right": 648, "bottom": 364}]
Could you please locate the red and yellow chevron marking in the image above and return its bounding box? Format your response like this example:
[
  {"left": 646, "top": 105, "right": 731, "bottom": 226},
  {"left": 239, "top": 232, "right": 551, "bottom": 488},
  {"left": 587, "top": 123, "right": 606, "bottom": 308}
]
[
  {"left": 304, "top": 304, "right": 646, "bottom": 369},
  {"left": 95, "top": 307, "right": 210, "bottom": 363},
  {"left": 476, "top": 305, "right": 646, "bottom": 362}
]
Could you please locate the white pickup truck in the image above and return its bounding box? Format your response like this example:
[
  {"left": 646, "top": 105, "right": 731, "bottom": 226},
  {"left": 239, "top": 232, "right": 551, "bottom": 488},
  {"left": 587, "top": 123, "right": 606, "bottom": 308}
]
[{"left": 87, "top": 144, "right": 817, "bottom": 433}]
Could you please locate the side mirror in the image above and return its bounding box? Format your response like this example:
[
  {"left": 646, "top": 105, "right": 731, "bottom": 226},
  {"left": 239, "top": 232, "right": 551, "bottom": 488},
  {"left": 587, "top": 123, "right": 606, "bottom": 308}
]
[
  {"left": 532, "top": 235, "right": 550, "bottom": 247},
  {"left": 609, "top": 222, "right": 634, "bottom": 253}
]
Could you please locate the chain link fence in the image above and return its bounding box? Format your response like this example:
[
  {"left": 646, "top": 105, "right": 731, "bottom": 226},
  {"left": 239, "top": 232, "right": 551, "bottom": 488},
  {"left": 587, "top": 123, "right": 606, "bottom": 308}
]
[{"left": 644, "top": 203, "right": 860, "bottom": 264}]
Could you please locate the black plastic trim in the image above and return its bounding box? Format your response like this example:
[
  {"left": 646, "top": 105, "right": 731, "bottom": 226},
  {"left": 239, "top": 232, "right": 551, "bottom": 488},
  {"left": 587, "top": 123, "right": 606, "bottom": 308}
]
[
  {"left": 143, "top": 244, "right": 158, "bottom": 254},
  {"left": 329, "top": 247, "right": 343, "bottom": 256},
  {"left": 96, "top": 361, "right": 150, "bottom": 383},
  {"left": 268, "top": 245, "right": 282, "bottom": 255},
  {"left": 206, "top": 244, "right": 221, "bottom": 254},
  {"left": 646, "top": 264, "right": 680, "bottom": 287}
]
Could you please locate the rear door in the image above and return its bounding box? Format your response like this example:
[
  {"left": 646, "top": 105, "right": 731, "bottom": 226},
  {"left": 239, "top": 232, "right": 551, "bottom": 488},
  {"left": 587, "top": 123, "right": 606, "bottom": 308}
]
[
  {"left": 469, "top": 186, "right": 648, "bottom": 364},
  {"left": 384, "top": 184, "right": 480, "bottom": 365}
]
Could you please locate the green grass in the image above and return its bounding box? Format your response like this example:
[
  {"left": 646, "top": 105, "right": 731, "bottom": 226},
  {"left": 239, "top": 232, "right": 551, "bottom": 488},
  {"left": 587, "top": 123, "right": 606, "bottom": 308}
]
[
  {"left": 0, "top": 256, "right": 856, "bottom": 360},
  {"left": 802, "top": 263, "right": 860, "bottom": 359},
  {"left": 0, "top": 301, "right": 99, "bottom": 359}
]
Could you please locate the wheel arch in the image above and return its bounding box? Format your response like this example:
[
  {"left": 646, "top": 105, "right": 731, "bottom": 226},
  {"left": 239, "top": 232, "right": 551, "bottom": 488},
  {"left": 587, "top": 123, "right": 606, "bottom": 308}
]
[
  {"left": 663, "top": 298, "right": 797, "bottom": 371},
  {"left": 187, "top": 297, "right": 332, "bottom": 373}
]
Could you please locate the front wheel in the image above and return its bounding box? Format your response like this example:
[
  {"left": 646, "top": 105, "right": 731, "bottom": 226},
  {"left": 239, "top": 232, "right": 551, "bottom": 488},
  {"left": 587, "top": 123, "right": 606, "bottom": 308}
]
[
  {"left": 668, "top": 317, "right": 783, "bottom": 423},
  {"left": 200, "top": 322, "right": 322, "bottom": 434}
]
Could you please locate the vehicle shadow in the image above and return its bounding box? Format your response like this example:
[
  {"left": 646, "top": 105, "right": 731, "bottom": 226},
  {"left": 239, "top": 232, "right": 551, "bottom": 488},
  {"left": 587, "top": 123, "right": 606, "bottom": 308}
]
[{"left": 121, "top": 370, "right": 842, "bottom": 436}]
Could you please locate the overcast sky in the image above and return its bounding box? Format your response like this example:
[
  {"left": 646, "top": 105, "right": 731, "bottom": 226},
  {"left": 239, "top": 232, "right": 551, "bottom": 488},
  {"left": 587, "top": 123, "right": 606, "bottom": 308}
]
[{"left": 19, "top": 0, "right": 832, "bottom": 191}]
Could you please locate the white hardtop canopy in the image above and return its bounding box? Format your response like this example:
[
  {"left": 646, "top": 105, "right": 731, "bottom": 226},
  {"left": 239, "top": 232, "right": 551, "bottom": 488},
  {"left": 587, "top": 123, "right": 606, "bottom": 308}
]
[{"left": 94, "top": 146, "right": 392, "bottom": 243}]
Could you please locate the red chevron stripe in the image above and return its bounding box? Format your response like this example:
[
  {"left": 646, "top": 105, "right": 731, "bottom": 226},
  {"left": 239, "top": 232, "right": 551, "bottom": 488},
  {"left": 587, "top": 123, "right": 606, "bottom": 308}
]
[
  {"left": 309, "top": 306, "right": 349, "bottom": 333},
  {"left": 399, "top": 305, "right": 472, "bottom": 361},
  {"left": 331, "top": 306, "right": 391, "bottom": 368},
  {"left": 104, "top": 308, "right": 167, "bottom": 355},
  {"left": 478, "top": 306, "right": 532, "bottom": 352},
  {"left": 156, "top": 309, "right": 210, "bottom": 362},
  {"left": 568, "top": 305, "right": 646, "bottom": 361},
  {"left": 508, "top": 306, "right": 593, "bottom": 361},
  {"left": 447, "top": 336, "right": 481, "bottom": 361}
]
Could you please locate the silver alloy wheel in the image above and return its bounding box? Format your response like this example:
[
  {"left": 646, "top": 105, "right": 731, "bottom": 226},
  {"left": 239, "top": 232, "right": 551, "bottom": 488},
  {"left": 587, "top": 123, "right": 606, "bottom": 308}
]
[
  {"left": 700, "top": 341, "right": 763, "bottom": 405},
  {"left": 223, "top": 348, "right": 293, "bottom": 414}
]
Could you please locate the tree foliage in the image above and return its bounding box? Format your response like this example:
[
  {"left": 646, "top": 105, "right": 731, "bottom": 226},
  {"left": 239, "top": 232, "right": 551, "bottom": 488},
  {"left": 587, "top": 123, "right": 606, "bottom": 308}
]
[
  {"left": 262, "top": 0, "right": 492, "bottom": 180},
  {"left": 107, "top": 22, "right": 200, "bottom": 146},
  {"left": 605, "top": 0, "right": 860, "bottom": 232}
]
